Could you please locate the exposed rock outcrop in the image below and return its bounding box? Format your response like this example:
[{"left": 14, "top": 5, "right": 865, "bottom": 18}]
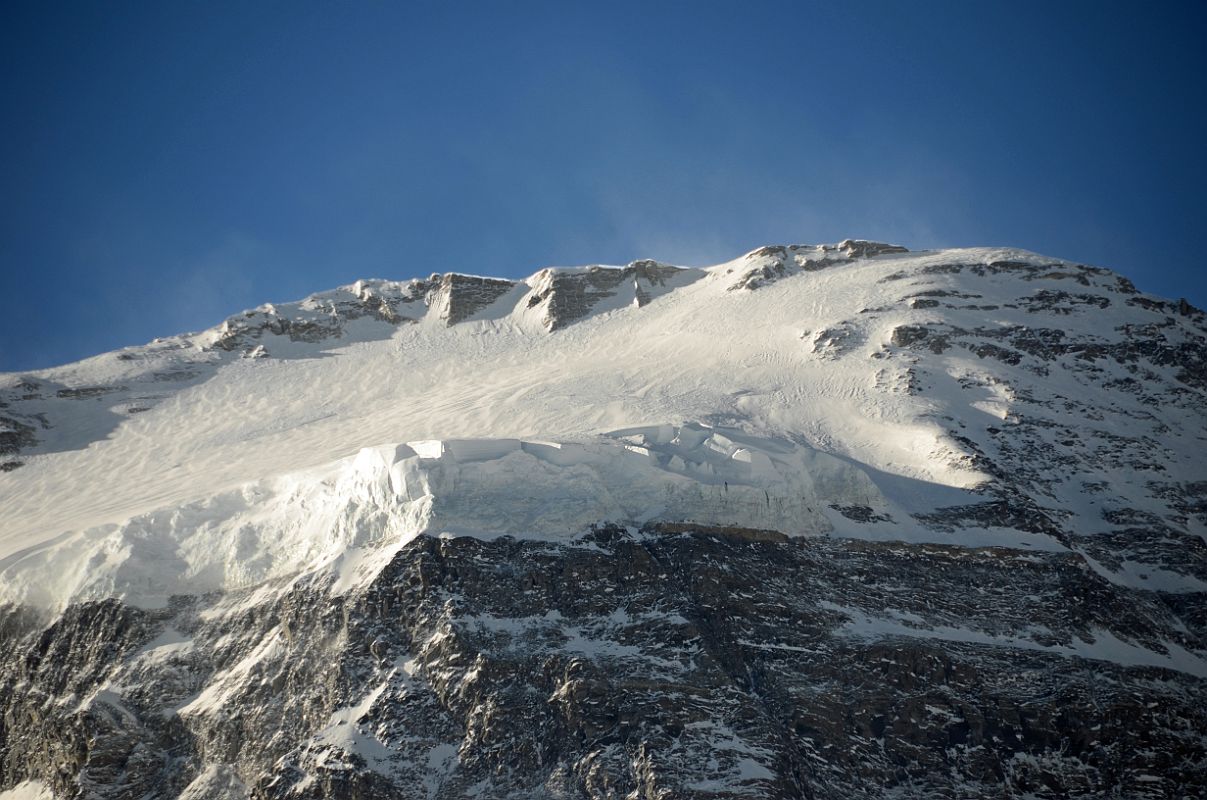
[
  {"left": 1, "top": 530, "right": 1203, "bottom": 799},
  {"left": 423, "top": 273, "right": 518, "bottom": 326},
  {"left": 729, "top": 240, "right": 908, "bottom": 291},
  {"left": 526, "top": 260, "right": 695, "bottom": 330}
]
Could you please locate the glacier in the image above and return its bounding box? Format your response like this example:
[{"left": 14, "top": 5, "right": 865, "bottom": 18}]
[{"left": 1, "top": 241, "right": 1205, "bottom": 798}]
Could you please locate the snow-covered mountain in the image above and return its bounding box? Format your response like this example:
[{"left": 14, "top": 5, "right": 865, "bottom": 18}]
[{"left": 1, "top": 241, "right": 1204, "bottom": 799}]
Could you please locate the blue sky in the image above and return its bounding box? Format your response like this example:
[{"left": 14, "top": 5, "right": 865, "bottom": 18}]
[{"left": 2, "top": 1, "right": 1205, "bottom": 371}]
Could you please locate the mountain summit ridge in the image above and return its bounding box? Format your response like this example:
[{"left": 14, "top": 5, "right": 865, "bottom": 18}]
[
  {"left": 1, "top": 240, "right": 1205, "bottom": 798},
  {"left": 2, "top": 240, "right": 1204, "bottom": 606}
]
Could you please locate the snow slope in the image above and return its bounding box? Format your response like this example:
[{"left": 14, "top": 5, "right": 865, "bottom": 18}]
[
  {"left": 1, "top": 242, "right": 1204, "bottom": 610},
  {"left": 0, "top": 782, "right": 54, "bottom": 800}
]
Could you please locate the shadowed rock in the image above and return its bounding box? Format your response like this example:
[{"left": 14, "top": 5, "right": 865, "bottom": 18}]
[
  {"left": 424, "top": 273, "right": 518, "bottom": 326},
  {"left": 527, "top": 260, "right": 696, "bottom": 330},
  {"left": 731, "top": 240, "right": 909, "bottom": 291},
  {"left": 1, "top": 530, "right": 1203, "bottom": 799}
]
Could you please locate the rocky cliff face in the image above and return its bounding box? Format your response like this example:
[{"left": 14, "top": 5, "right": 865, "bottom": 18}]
[
  {"left": 3, "top": 529, "right": 1205, "bottom": 799},
  {"left": 1, "top": 242, "right": 1205, "bottom": 798},
  {"left": 524, "top": 261, "right": 699, "bottom": 331}
]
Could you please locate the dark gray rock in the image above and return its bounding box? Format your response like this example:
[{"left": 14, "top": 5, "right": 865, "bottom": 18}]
[
  {"left": 1, "top": 530, "right": 1203, "bottom": 799},
  {"left": 835, "top": 239, "right": 909, "bottom": 259},
  {"left": 528, "top": 261, "right": 691, "bottom": 330},
  {"left": 424, "top": 273, "right": 518, "bottom": 326},
  {"left": 732, "top": 241, "right": 907, "bottom": 291}
]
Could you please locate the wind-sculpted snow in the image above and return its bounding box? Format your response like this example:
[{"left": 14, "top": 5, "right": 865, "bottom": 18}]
[
  {"left": 2, "top": 424, "right": 998, "bottom": 611},
  {"left": 2, "top": 241, "right": 1206, "bottom": 798},
  {"left": 5, "top": 242, "right": 1203, "bottom": 595}
]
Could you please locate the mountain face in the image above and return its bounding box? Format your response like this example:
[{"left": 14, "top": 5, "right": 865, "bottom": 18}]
[{"left": 1, "top": 241, "right": 1205, "bottom": 799}]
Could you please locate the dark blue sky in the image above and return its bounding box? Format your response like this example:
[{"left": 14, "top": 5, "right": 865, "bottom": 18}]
[{"left": 2, "top": 1, "right": 1205, "bottom": 371}]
